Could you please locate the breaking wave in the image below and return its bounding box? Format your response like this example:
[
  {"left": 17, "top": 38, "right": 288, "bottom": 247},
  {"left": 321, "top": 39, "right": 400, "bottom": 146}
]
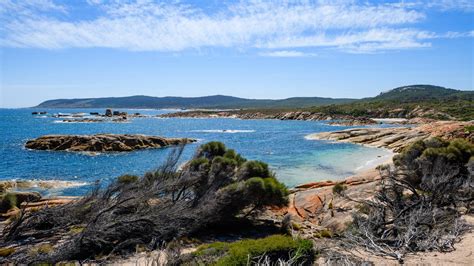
[{"left": 191, "top": 129, "right": 255, "bottom": 133}]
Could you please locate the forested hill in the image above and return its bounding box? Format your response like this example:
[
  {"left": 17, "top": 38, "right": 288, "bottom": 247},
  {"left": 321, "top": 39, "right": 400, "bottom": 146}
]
[
  {"left": 372, "top": 85, "right": 473, "bottom": 102},
  {"left": 35, "top": 95, "right": 355, "bottom": 109},
  {"left": 309, "top": 85, "right": 474, "bottom": 121}
]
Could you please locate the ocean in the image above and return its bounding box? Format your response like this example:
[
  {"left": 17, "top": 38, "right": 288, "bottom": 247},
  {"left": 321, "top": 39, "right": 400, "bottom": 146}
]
[{"left": 0, "top": 108, "right": 392, "bottom": 196}]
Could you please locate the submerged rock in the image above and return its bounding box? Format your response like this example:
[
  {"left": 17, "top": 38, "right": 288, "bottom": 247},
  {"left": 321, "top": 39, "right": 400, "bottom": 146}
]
[{"left": 25, "top": 134, "right": 196, "bottom": 152}]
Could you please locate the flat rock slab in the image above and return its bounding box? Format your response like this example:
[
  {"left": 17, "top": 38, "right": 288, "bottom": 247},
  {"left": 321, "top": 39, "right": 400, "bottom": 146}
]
[
  {"left": 25, "top": 134, "right": 196, "bottom": 152},
  {"left": 307, "top": 121, "right": 473, "bottom": 152}
]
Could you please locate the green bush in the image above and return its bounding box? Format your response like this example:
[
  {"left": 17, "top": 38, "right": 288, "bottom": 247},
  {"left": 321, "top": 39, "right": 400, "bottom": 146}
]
[
  {"left": 0, "top": 193, "right": 18, "bottom": 212},
  {"left": 117, "top": 174, "right": 139, "bottom": 184},
  {"left": 243, "top": 177, "right": 289, "bottom": 207},
  {"left": 200, "top": 141, "right": 227, "bottom": 157},
  {"left": 420, "top": 138, "right": 472, "bottom": 166},
  {"left": 393, "top": 138, "right": 473, "bottom": 187},
  {"left": 314, "top": 229, "right": 333, "bottom": 238},
  {"left": 465, "top": 125, "right": 474, "bottom": 134},
  {"left": 223, "top": 149, "right": 246, "bottom": 166},
  {"left": 241, "top": 160, "right": 271, "bottom": 178},
  {"left": 332, "top": 183, "right": 346, "bottom": 195},
  {"left": 210, "top": 156, "right": 238, "bottom": 173},
  {"left": 189, "top": 157, "right": 210, "bottom": 170},
  {"left": 192, "top": 235, "right": 314, "bottom": 265}
]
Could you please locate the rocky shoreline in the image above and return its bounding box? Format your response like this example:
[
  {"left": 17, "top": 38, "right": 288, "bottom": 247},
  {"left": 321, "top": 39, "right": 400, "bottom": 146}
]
[
  {"left": 159, "top": 110, "right": 376, "bottom": 124},
  {"left": 306, "top": 121, "right": 473, "bottom": 152},
  {"left": 25, "top": 134, "right": 196, "bottom": 152}
]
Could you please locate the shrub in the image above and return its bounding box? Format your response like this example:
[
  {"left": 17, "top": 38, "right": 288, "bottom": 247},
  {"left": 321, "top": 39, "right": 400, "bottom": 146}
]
[
  {"left": 240, "top": 160, "right": 271, "bottom": 178},
  {"left": 464, "top": 125, "right": 474, "bottom": 134},
  {"left": 332, "top": 183, "right": 346, "bottom": 195},
  {"left": 189, "top": 157, "right": 210, "bottom": 170},
  {"left": 314, "top": 229, "right": 333, "bottom": 238},
  {"left": 393, "top": 137, "right": 472, "bottom": 188},
  {"left": 200, "top": 141, "right": 226, "bottom": 158},
  {"left": 223, "top": 149, "right": 246, "bottom": 166},
  {"left": 117, "top": 174, "right": 139, "bottom": 184},
  {"left": 348, "top": 138, "right": 474, "bottom": 262},
  {"left": 0, "top": 193, "right": 18, "bottom": 211},
  {"left": 0, "top": 247, "right": 15, "bottom": 257},
  {"left": 243, "top": 177, "right": 289, "bottom": 208},
  {"left": 192, "top": 235, "right": 314, "bottom": 265},
  {"left": 3, "top": 143, "right": 289, "bottom": 263},
  {"left": 68, "top": 225, "right": 84, "bottom": 235},
  {"left": 29, "top": 243, "right": 53, "bottom": 257},
  {"left": 211, "top": 156, "right": 238, "bottom": 169}
]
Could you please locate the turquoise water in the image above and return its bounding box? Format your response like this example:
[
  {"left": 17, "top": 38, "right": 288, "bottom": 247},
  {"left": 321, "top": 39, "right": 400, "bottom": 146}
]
[{"left": 0, "top": 108, "right": 392, "bottom": 196}]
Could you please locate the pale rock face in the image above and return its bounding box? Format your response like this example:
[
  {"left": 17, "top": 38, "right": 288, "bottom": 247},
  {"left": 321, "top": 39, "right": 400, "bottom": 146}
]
[{"left": 306, "top": 121, "right": 473, "bottom": 152}]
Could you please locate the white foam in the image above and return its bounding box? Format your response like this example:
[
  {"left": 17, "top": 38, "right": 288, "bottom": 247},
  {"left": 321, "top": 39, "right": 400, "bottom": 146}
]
[
  {"left": 355, "top": 153, "right": 394, "bottom": 172},
  {"left": 1, "top": 179, "right": 89, "bottom": 190},
  {"left": 191, "top": 129, "right": 255, "bottom": 133}
]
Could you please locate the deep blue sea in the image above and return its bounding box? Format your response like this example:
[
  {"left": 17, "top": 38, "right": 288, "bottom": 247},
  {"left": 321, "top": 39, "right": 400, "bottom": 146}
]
[{"left": 0, "top": 108, "right": 392, "bottom": 196}]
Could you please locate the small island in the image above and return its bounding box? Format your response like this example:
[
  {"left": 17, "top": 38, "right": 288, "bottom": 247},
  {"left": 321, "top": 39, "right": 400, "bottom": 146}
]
[{"left": 25, "top": 134, "right": 196, "bottom": 152}]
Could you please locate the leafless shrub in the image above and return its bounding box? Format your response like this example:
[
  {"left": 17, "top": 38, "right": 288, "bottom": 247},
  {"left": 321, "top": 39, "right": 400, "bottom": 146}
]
[{"left": 343, "top": 138, "right": 473, "bottom": 263}]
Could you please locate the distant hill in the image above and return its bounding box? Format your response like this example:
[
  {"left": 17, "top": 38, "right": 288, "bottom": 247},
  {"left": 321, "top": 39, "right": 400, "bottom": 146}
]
[
  {"left": 35, "top": 85, "right": 473, "bottom": 120},
  {"left": 309, "top": 85, "right": 474, "bottom": 121},
  {"left": 36, "top": 95, "right": 355, "bottom": 109},
  {"left": 373, "top": 85, "right": 474, "bottom": 102}
]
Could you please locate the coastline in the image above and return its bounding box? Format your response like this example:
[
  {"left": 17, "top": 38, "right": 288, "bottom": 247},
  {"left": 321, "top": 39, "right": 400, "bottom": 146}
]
[
  {"left": 354, "top": 150, "right": 394, "bottom": 173},
  {"left": 305, "top": 121, "right": 473, "bottom": 152}
]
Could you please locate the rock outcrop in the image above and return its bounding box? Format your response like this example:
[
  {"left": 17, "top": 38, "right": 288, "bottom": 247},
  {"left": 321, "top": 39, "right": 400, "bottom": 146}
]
[
  {"left": 160, "top": 110, "right": 356, "bottom": 121},
  {"left": 307, "top": 121, "right": 473, "bottom": 152},
  {"left": 266, "top": 169, "right": 383, "bottom": 237},
  {"left": 327, "top": 118, "right": 379, "bottom": 126},
  {"left": 25, "top": 134, "right": 196, "bottom": 152}
]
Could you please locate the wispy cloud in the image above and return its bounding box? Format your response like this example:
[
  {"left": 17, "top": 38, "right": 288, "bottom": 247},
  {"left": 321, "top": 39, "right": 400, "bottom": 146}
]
[
  {"left": 259, "top": 50, "right": 317, "bottom": 57},
  {"left": 0, "top": 0, "right": 472, "bottom": 54}
]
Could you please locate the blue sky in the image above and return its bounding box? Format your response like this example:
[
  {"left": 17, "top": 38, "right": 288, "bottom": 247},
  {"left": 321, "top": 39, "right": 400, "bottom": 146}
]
[{"left": 0, "top": 0, "right": 473, "bottom": 107}]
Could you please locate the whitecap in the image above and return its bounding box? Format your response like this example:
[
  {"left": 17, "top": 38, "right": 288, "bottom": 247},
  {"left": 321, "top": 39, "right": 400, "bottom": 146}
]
[
  {"left": 191, "top": 129, "right": 255, "bottom": 133},
  {"left": 0, "top": 179, "right": 89, "bottom": 190}
]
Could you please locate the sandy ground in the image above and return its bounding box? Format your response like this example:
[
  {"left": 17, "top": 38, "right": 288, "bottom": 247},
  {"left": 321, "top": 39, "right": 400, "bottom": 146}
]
[{"left": 402, "top": 215, "right": 474, "bottom": 265}]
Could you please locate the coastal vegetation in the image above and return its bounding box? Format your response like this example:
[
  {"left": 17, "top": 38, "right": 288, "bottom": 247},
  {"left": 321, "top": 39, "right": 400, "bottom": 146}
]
[
  {"left": 1, "top": 135, "right": 473, "bottom": 264},
  {"left": 302, "top": 85, "right": 474, "bottom": 120},
  {"left": 343, "top": 138, "right": 473, "bottom": 263},
  {"left": 305, "top": 85, "right": 474, "bottom": 121},
  {"left": 0, "top": 142, "right": 290, "bottom": 263},
  {"left": 1, "top": 109, "right": 473, "bottom": 264},
  {"left": 177, "top": 235, "right": 313, "bottom": 265}
]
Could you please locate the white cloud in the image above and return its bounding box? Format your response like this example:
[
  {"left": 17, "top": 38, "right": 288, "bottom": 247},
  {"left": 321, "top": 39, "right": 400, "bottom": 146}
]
[
  {"left": 393, "top": 0, "right": 474, "bottom": 11},
  {"left": 426, "top": 0, "right": 474, "bottom": 11},
  {"left": 0, "top": 0, "right": 66, "bottom": 15},
  {"left": 441, "top": 31, "right": 474, "bottom": 38},
  {"left": 258, "top": 28, "right": 437, "bottom": 53},
  {"left": 259, "top": 50, "right": 317, "bottom": 57},
  {"left": 0, "top": 1, "right": 471, "bottom": 54}
]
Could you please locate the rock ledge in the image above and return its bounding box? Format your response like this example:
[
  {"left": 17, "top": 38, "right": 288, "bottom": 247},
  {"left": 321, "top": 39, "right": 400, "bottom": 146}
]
[{"left": 25, "top": 134, "right": 196, "bottom": 152}]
